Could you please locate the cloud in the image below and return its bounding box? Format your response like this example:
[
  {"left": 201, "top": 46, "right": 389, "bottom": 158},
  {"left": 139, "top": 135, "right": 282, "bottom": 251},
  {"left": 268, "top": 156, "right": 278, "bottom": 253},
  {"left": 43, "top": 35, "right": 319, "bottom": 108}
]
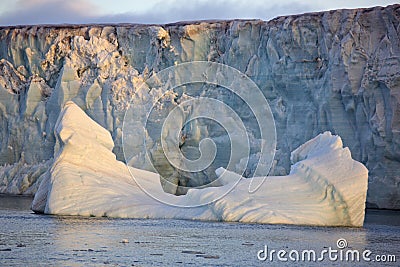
[
  {"left": 0, "top": 0, "right": 316, "bottom": 26},
  {"left": 0, "top": 0, "right": 100, "bottom": 25},
  {"left": 1, "top": 0, "right": 397, "bottom": 26},
  {"left": 97, "top": 0, "right": 315, "bottom": 24}
]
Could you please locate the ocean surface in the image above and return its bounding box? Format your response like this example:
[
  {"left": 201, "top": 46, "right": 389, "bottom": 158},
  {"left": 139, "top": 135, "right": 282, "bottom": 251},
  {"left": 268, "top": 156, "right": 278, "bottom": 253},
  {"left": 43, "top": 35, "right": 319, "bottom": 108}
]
[{"left": 0, "top": 195, "right": 399, "bottom": 266}]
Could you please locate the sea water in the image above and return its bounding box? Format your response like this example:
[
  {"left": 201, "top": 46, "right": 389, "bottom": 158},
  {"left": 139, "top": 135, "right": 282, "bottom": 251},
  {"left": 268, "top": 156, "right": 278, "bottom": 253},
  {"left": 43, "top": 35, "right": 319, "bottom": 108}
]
[{"left": 0, "top": 195, "right": 399, "bottom": 266}]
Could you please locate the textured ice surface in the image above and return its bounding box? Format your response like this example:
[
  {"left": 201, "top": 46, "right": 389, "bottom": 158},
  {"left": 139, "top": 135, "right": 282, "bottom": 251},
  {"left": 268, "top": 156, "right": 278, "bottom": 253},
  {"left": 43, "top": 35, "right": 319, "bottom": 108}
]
[
  {"left": 0, "top": 4, "right": 399, "bottom": 209},
  {"left": 31, "top": 102, "right": 368, "bottom": 226}
]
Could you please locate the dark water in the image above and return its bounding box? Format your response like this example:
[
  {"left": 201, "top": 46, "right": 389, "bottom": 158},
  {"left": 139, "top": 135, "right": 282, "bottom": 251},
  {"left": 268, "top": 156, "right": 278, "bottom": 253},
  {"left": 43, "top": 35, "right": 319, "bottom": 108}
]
[{"left": 0, "top": 195, "right": 399, "bottom": 266}]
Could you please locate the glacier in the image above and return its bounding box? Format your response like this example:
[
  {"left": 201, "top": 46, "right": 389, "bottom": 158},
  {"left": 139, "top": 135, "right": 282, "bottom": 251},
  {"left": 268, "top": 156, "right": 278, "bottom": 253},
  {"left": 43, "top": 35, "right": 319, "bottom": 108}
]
[
  {"left": 31, "top": 101, "right": 368, "bottom": 227},
  {"left": 0, "top": 4, "right": 399, "bottom": 209}
]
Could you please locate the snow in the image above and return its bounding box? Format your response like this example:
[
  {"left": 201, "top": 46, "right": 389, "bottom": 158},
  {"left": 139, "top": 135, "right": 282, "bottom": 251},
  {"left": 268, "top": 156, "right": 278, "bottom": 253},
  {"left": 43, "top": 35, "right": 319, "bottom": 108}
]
[{"left": 31, "top": 101, "right": 368, "bottom": 226}]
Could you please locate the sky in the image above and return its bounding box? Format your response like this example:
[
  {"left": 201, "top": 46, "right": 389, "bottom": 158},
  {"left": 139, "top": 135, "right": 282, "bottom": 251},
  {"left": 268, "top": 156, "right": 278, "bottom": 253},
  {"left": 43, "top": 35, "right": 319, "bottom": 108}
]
[{"left": 0, "top": 0, "right": 398, "bottom": 26}]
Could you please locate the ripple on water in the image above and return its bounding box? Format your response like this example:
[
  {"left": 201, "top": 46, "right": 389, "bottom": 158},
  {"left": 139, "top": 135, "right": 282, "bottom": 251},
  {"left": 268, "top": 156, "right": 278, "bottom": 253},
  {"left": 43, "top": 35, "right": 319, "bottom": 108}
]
[{"left": 0, "top": 196, "right": 399, "bottom": 266}]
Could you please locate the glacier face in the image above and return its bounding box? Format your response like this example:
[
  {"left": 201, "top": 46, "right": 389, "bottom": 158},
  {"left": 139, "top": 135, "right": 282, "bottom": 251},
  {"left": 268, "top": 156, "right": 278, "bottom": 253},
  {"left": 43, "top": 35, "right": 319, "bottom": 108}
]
[
  {"left": 0, "top": 4, "right": 399, "bottom": 209},
  {"left": 32, "top": 101, "right": 368, "bottom": 227}
]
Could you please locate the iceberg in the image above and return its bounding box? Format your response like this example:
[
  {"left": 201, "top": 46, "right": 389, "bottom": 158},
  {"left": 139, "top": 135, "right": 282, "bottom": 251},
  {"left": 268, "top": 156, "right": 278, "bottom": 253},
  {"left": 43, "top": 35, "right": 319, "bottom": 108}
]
[{"left": 32, "top": 101, "right": 368, "bottom": 226}]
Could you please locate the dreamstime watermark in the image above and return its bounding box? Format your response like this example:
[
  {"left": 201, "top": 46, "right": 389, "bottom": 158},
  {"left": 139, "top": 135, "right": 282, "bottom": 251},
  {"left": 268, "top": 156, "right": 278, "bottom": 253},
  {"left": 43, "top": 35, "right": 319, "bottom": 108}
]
[
  {"left": 257, "top": 238, "right": 397, "bottom": 263},
  {"left": 122, "top": 61, "right": 276, "bottom": 207}
]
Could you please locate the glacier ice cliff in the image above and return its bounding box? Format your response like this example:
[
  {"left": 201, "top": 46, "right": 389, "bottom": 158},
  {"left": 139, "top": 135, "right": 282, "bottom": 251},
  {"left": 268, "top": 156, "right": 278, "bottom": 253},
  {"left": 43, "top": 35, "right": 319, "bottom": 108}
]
[
  {"left": 0, "top": 4, "right": 399, "bottom": 209},
  {"left": 31, "top": 101, "right": 368, "bottom": 227}
]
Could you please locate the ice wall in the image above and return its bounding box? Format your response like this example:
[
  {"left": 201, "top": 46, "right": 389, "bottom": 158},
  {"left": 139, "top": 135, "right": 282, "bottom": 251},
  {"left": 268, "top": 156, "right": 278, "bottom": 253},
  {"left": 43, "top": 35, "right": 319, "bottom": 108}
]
[{"left": 0, "top": 4, "right": 399, "bottom": 209}]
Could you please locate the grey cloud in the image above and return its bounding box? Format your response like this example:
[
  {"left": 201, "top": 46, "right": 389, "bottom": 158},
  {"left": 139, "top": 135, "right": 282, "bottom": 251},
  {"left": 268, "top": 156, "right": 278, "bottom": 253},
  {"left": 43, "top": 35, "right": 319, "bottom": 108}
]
[
  {"left": 0, "top": 0, "right": 99, "bottom": 26},
  {"left": 97, "top": 0, "right": 315, "bottom": 24},
  {"left": 0, "top": 0, "right": 315, "bottom": 26}
]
